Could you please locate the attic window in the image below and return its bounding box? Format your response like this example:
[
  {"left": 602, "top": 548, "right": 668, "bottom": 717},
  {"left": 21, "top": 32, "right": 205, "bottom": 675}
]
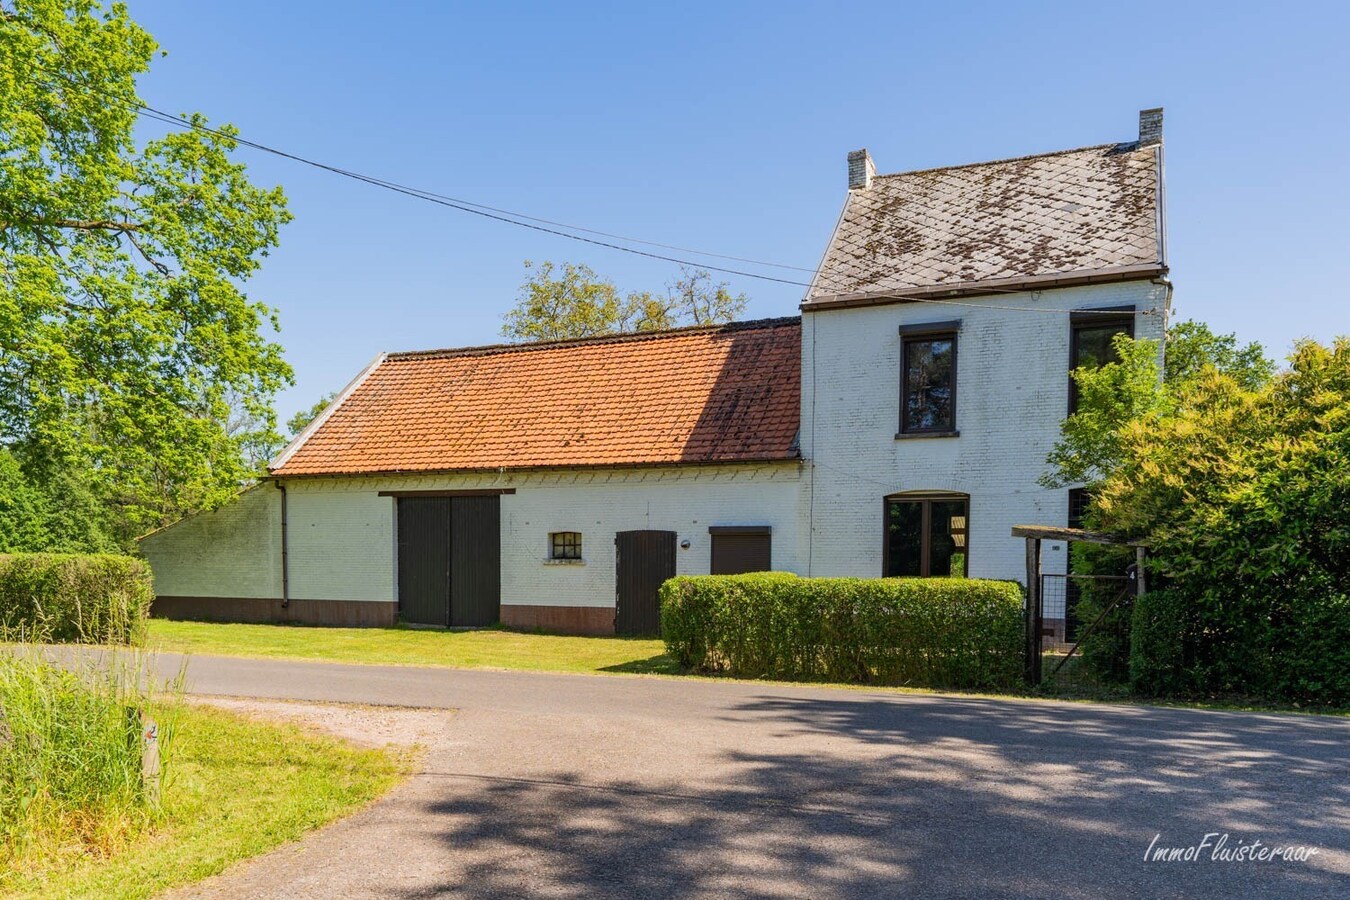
[{"left": 549, "top": 532, "right": 582, "bottom": 561}]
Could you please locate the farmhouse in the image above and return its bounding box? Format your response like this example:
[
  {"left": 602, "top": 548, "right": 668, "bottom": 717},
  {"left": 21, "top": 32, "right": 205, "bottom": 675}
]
[{"left": 141, "top": 109, "right": 1170, "bottom": 634}]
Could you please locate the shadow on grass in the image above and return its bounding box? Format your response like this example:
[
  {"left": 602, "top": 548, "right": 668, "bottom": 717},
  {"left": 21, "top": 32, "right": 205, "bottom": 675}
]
[{"left": 597, "top": 654, "right": 682, "bottom": 675}]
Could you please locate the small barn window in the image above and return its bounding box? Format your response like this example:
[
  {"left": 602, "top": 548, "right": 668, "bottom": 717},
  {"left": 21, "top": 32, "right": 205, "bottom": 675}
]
[{"left": 549, "top": 531, "right": 582, "bottom": 561}]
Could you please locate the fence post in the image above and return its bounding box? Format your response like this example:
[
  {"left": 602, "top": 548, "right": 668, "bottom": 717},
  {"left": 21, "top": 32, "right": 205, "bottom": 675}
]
[
  {"left": 127, "top": 707, "right": 161, "bottom": 807},
  {"left": 1024, "top": 537, "right": 1042, "bottom": 685}
]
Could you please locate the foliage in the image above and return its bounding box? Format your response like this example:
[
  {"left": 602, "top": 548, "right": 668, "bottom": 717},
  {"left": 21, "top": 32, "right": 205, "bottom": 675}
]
[
  {"left": 500, "top": 260, "right": 747, "bottom": 342},
  {"left": 285, "top": 391, "right": 337, "bottom": 438},
  {"left": 2, "top": 696, "right": 406, "bottom": 898},
  {"left": 1096, "top": 339, "right": 1350, "bottom": 704},
  {"left": 1042, "top": 320, "right": 1276, "bottom": 490},
  {"left": 0, "top": 648, "right": 176, "bottom": 877},
  {"left": 0, "top": 0, "right": 293, "bottom": 543},
  {"left": 1164, "top": 319, "right": 1275, "bottom": 391},
  {"left": 1041, "top": 335, "right": 1171, "bottom": 488},
  {"left": 0, "top": 553, "right": 152, "bottom": 644},
  {"left": 660, "top": 573, "right": 1024, "bottom": 690}
]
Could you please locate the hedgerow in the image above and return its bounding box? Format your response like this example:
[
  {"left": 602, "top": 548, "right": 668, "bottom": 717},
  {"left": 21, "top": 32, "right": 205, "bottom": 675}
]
[
  {"left": 659, "top": 573, "right": 1023, "bottom": 690},
  {"left": 0, "top": 554, "right": 153, "bottom": 645}
]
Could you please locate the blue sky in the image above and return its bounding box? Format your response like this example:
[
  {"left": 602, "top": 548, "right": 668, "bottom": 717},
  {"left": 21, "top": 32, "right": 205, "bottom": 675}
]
[{"left": 128, "top": 1, "right": 1350, "bottom": 422}]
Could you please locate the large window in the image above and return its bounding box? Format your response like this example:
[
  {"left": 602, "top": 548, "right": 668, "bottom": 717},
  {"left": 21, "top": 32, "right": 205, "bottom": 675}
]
[
  {"left": 884, "top": 493, "right": 969, "bottom": 577},
  {"left": 899, "top": 322, "right": 959, "bottom": 435},
  {"left": 1069, "top": 308, "right": 1135, "bottom": 413}
]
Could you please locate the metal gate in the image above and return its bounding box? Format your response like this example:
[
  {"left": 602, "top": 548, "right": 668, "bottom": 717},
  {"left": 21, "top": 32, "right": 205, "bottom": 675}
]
[
  {"left": 397, "top": 496, "right": 501, "bottom": 627},
  {"left": 614, "top": 530, "right": 675, "bottom": 636},
  {"left": 1038, "top": 573, "right": 1132, "bottom": 689}
]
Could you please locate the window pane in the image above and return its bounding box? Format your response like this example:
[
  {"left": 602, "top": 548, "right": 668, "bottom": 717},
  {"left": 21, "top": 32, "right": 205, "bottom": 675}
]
[
  {"left": 1073, "top": 324, "right": 1130, "bottom": 370},
  {"left": 904, "top": 338, "right": 954, "bottom": 431},
  {"left": 886, "top": 500, "right": 923, "bottom": 576},
  {"left": 928, "top": 499, "right": 968, "bottom": 577}
]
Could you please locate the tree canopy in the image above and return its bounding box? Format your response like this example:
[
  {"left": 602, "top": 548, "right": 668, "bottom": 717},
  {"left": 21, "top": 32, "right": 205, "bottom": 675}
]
[
  {"left": 0, "top": 0, "right": 292, "bottom": 546},
  {"left": 500, "top": 260, "right": 748, "bottom": 342}
]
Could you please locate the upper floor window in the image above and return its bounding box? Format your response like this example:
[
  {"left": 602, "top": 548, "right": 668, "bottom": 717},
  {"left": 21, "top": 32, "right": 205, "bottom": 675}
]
[
  {"left": 1069, "top": 307, "right": 1135, "bottom": 413},
  {"left": 549, "top": 531, "right": 582, "bottom": 560},
  {"left": 884, "top": 492, "right": 969, "bottom": 578},
  {"left": 899, "top": 321, "right": 959, "bottom": 435}
]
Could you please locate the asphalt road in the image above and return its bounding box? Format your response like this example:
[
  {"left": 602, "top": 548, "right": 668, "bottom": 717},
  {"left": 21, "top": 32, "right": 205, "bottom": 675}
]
[{"left": 136, "top": 653, "right": 1349, "bottom": 899}]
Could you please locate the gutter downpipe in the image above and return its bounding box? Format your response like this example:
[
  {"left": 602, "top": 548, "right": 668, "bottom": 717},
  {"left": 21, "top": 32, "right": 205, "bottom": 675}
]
[{"left": 276, "top": 479, "right": 290, "bottom": 608}]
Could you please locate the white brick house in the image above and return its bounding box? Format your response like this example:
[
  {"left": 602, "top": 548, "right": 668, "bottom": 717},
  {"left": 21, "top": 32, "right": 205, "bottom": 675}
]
[{"left": 141, "top": 109, "right": 1170, "bottom": 634}]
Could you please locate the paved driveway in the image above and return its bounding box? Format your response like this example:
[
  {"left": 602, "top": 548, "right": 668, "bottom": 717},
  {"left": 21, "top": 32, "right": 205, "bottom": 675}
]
[{"left": 149, "top": 653, "right": 1347, "bottom": 899}]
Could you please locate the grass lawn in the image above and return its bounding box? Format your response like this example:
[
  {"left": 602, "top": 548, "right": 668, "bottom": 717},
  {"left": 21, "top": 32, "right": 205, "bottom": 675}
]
[
  {"left": 2, "top": 701, "right": 408, "bottom": 899},
  {"left": 148, "top": 619, "right": 677, "bottom": 675}
]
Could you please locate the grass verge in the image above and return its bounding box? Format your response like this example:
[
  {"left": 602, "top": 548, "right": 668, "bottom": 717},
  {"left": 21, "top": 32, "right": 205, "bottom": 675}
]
[
  {"left": 148, "top": 619, "right": 676, "bottom": 675},
  {"left": 2, "top": 700, "right": 408, "bottom": 899}
]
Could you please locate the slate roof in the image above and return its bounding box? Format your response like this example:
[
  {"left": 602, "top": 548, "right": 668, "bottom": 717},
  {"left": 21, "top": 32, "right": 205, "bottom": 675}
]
[
  {"left": 270, "top": 318, "right": 802, "bottom": 477},
  {"left": 805, "top": 141, "right": 1165, "bottom": 305}
]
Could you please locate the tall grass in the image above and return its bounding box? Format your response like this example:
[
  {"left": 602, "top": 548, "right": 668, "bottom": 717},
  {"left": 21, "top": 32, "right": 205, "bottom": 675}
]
[{"left": 0, "top": 643, "right": 179, "bottom": 873}]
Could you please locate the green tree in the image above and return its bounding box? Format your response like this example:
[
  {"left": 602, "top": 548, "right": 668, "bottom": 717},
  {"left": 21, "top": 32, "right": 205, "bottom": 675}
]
[
  {"left": 286, "top": 392, "right": 338, "bottom": 438},
  {"left": 1042, "top": 320, "right": 1275, "bottom": 489},
  {"left": 0, "top": 0, "right": 293, "bottom": 543},
  {"left": 501, "top": 261, "right": 747, "bottom": 342}
]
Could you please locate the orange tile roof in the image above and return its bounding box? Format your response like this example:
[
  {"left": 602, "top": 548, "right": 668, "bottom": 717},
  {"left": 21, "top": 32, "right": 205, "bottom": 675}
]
[{"left": 271, "top": 317, "right": 802, "bottom": 477}]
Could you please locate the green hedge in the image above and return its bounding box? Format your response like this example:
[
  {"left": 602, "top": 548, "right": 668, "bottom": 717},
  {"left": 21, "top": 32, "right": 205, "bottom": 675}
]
[
  {"left": 659, "top": 573, "right": 1023, "bottom": 690},
  {"left": 1130, "top": 585, "right": 1350, "bottom": 705},
  {"left": 0, "top": 554, "right": 152, "bottom": 645}
]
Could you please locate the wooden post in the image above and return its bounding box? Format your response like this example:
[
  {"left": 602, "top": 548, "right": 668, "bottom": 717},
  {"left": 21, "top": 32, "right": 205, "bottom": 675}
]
[
  {"left": 128, "top": 708, "right": 161, "bottom": 807},
  {"left": 1135, "top": 545, "right": 1147, "bottom": 598},
  {"left": 1024, "top": 537, "right": 1043, "bottom": 686}
]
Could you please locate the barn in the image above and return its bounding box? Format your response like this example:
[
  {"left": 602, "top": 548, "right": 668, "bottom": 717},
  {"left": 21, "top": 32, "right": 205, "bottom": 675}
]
[{"left": 139, "top": 318, "right": 805, "bottom": 634}]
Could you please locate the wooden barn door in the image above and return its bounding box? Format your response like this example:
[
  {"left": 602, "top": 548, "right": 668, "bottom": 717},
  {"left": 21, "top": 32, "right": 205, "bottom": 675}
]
[
  {"left": 614, "top": 530, "right": 675, "bottom": 636},
  {"left": 450, "top": 495, "right": 501, "bottom": 626},
  {"left": 397, "top": 498, "right": 451, "bottom": 626},
  {"left": 397, "top": 495, "right": 501, "bottom": 627}
]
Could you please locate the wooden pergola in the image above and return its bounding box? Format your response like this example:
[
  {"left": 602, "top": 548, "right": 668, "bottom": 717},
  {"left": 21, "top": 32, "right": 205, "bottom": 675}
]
[{"left": 1012, "top": 525, "right": 1148, "bottom": 685}]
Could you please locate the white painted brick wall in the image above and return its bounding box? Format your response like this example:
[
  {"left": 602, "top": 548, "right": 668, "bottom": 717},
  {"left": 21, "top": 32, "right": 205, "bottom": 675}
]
[
  {"left": 139, "top": 483, "right": 282, "bottom": 598},
  {"left": 799, "top": 281, "right": 1168, "bottom": 581},
  {"left": 282, "top": 462, "right": 806, "bottom": 608}
]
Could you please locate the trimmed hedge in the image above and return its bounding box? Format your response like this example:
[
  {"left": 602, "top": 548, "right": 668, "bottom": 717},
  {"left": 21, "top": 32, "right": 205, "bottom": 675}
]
[
  {"left": 659, "top": 573, "right": 1023, "bottom": 690},
  {"left": 0, "top": 554, "right": 152, "bottom": 645}
]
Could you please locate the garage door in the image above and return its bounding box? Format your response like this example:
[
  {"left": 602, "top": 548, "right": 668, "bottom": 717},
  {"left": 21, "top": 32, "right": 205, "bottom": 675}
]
[{"left": 710, "top": 526, "right": 772, "bottom": 575}]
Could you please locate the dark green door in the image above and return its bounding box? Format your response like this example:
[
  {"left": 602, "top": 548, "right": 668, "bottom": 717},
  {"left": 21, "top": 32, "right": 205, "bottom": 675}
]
[{"left": 397, "top": 495, "right": 501, "bottom": 627}]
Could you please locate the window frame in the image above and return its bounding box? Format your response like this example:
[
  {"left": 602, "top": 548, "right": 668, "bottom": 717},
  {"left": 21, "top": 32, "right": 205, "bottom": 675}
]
[
  {"left": 548, "top": 531, "right": 583, "bottom": 561},
  {"left": 898, "top": 320, "right": 961, "bottom": 436},
  {"left": 882, "top": 491, "right": 970, "bottom": 578},
  {"left": 1068, "top": 306, "right": 1136, "bottom": 414}
]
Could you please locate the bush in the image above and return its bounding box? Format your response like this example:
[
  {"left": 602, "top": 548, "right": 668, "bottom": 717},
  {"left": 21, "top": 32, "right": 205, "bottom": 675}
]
[
  {"left": 0, "top": 554, "right": 153, "bottom": 645},
  {"left": 1128, "top": 590, "right": 1189, "bottom": 695},
  {"left": 660, "top": 573, "right": 1023, "bottom": 690}
]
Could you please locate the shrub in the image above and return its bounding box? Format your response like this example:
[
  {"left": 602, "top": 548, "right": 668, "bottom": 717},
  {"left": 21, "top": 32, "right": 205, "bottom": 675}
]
[
  {"left": 0, "top": 554, "right": 153, "bottom": 645},
  {"left": 660, "top": 574, "right": 1023, "bottom": 690},
  {"left": 1128, "top": 590, "right": 1190, "bottom": 696}
]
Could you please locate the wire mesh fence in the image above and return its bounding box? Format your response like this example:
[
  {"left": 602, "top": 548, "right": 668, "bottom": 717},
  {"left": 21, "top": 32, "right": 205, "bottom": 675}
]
[{"left": 1038, "top": 573, "right": 1132, "bottom": 695}]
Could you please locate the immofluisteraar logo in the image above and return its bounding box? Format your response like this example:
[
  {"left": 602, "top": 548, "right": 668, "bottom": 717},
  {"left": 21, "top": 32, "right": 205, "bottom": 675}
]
[{"left": 1145, "top": 833, "right": 1321, "bottom": 863}]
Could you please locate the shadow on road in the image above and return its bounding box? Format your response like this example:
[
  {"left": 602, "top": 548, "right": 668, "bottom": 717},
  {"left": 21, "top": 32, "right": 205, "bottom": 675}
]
[{"left": 410, "top": 694, "right": 1348, "bottom": 898}]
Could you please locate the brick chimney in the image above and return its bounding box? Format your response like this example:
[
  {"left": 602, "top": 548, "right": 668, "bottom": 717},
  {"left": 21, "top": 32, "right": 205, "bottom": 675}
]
[
  {"left": 1138, "top": 108, "right": 1164, "bottom": 146},
  {"left": 847, "top": 149, "right": 875, "bottom": 190}
]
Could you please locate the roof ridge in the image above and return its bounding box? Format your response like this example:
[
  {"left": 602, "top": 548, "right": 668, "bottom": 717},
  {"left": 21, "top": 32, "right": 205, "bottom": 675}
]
[
  {"left": 872, "top": 141, "right": 1139, "bottom": 181},
  {"left": 386, "top": 315, "right": 802, "bottom": 360}
]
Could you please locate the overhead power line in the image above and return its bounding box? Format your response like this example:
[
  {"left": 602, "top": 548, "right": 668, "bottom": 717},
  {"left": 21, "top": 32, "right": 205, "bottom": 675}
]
[{"left": 31, "top": 63, "right": 1162, "bottom": 314}]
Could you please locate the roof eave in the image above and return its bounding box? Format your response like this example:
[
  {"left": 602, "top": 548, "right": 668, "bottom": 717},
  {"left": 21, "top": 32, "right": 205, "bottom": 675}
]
[
  {"left": 272, "top": 455, "right": 803, "bottom": 480},
  {"left": 800, "top": 263, "right": 1168, "bottom": 312}
]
